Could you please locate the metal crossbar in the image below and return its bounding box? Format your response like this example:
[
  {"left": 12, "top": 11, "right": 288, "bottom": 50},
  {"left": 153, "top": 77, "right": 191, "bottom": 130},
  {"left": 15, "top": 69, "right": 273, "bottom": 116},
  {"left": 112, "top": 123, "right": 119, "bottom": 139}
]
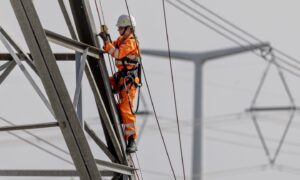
[
  {"left": 0, "top": 61, "right": 16, "bottom": 85},
  {"left": 0, "top": 122, "right": 58, "bottom": 132},
  {"left": 0, "top": 61, "right": 13, "bottom": 71},
  {"left": 0, "top": 31, "right": 55, "bottom": 117}
]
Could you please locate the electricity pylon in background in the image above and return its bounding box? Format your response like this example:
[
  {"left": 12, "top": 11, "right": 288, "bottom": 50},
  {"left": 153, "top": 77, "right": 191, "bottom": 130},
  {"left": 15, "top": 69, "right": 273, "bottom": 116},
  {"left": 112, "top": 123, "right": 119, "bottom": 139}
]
[{"left": 142, "top": 42, "right": 270, "bottom": 180}]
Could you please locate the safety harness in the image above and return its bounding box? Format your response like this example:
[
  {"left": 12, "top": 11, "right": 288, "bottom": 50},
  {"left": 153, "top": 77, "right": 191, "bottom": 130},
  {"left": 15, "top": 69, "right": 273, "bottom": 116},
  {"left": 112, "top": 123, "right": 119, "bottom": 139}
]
[
  {"left": 112, "top": 34, "right": 142, "bottom": 114},
  {"left": 113, "top": 35, "right": 141, "bottom": 91}
]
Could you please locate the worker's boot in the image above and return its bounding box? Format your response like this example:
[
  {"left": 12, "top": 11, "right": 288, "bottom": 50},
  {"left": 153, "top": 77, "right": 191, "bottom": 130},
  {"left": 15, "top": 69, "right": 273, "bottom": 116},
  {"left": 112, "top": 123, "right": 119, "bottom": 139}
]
[{"left": 126, "top": 136, "right": 137, "bottom": 153}]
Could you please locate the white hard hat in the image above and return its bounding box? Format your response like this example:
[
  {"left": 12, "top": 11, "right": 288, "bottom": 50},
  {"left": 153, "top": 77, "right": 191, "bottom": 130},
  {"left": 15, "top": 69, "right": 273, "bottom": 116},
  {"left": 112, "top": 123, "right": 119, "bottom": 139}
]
[{"left": 116, "top": 14, "right": 136, "bottom": 27}]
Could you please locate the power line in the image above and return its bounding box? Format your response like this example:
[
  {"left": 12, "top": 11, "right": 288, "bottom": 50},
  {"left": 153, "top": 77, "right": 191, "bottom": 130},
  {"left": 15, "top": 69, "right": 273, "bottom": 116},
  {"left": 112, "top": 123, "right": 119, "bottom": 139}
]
[
  {"left": 0, "top": 116, "right": 71, "bottom": 164},
  {"left": 189, "top": 0, "right": 300, "bottom": 67},
  {"left": 205, "top": 164, "right": 268, "bottom": 177},
  {"left": 161, "top": 0, "right": 186, "bottom": 179},
  {"left": 124, "top": 0, "right": 176, "bottom": 179},
  {"left": 166, "top": 0, "right": 300, "bottom": 79},
  {"left": 206, "top": 126, "right": 300, "bottom": 149},
  {"left": 94, "top": 0, "right": 115, "bottom": 76},
  {"left": 0, "top": 117, "right": 68, "bottom": 154}
]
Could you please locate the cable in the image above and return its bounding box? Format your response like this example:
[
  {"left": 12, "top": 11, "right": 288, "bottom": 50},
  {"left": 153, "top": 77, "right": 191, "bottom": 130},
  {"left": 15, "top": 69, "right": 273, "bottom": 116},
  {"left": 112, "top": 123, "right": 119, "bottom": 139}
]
[
  {"left": 129, "top": 154, "right": 141, "bottom": 180},
  {"left": 176, "top": 0, "right": 260, "bottom": 51},
  {"left": 205, "top": 164, "right": 268, "bottom": 177},
  {"left": 206, "top": 126, "right": 300, "bottom": 149},
  {"left": 135, "top": 152, "right": 144, "bottom": 180},
  {"left": 175, "top": 0, "right": 300, "bottom": 73},
  {"left": 124, "top": 0, "right": 177, "bottom": 178},
  {"left": 5, "top": 131, "right": 73, "bottom": 165},
  {"left": 167, "top": 0, "right": 300, "bottom": 80},
  {"left": 190, "top": 0, "right": 300, "bottom": 67},
  {"left": 0, "top": 116, "right": 69, "bottom": 155},
  {"left": 141, "top": 64, "right": 177, "bottom": 179},
  {"left": 166, "top": 0, "right": 255, "bottom": 54},
  {"left": 161, "top": 0, "right": 186, "bottom": 179},
  {"left": 94, "top": 0, "right": 103, "bottom": 25},
  {"left": 94, "top": 0, "right": 115, "bottom": 76},
  {"left": 0, "top": 116, "right": 70, "bottom": 157},
  {"left": 97, "top": 0, "right": 106, "bottom": 25}
]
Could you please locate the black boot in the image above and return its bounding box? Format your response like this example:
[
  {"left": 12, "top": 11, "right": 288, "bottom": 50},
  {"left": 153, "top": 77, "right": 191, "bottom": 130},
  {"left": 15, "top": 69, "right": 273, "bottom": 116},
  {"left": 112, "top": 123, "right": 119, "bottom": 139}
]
[{"left": 126, "top": 136, "right": 137, "bottom": 153}]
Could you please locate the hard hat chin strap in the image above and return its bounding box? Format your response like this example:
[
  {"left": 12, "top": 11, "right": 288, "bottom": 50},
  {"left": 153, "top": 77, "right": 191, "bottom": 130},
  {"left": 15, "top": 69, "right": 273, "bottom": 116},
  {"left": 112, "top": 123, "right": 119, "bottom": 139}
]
[{"left": 120, "top": 26, "right": 128, "bottom": 36}]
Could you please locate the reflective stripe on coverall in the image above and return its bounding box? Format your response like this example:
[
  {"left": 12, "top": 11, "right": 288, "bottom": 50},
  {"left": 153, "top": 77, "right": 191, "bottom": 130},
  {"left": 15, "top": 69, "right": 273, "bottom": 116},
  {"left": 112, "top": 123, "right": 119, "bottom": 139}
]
[{"left": 103, "top": 33, "right": 140, "bottom": 140}]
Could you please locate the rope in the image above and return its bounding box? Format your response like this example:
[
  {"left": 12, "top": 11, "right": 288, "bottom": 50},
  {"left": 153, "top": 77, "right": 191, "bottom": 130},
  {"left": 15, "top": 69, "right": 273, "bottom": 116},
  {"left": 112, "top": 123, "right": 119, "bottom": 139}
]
[
  {"left": 122, "top": 0, "right": 143, "bottom": 114},
  {"left": 161, "top": 0, "right": 186, "bottom": 179},
  {"left": 129, "top": 154, "right": 141, "bottom": 180},
  {"left": 93, "top": 0, "right": 103, "bottom": 26},
  {"left": 94, "top": 0, "right": 116, "bottom": 76},
  {"left": 124, "top": 1, "right": 177, "bottom": 179},
  {"left": 98, "top": 0, "right": 106, "bottom": 25},
  {"left": 135, "top": 152, "right": 145, "bottom": 180}
]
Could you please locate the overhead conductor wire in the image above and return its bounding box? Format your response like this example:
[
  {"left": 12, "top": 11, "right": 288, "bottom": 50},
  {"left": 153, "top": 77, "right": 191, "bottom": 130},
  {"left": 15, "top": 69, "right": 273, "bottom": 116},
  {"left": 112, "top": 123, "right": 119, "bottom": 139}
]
[
  {"left": 161, "top": 0, "right": 186, "bottom": 179},
  {"left": 0, "top": 117, "right": 72, "bottom": 165},
  {"left": 188, "top": 0, "right": 300, "bottom": 74},
  {"left": 124, "top": 0, "right": 177, "bottom": 179},
  {"left": 189, "top": 0, "right": 300, "bottom": 67},
  {"left": 167, "top": 0, "right": 300, "bottom": 79}
]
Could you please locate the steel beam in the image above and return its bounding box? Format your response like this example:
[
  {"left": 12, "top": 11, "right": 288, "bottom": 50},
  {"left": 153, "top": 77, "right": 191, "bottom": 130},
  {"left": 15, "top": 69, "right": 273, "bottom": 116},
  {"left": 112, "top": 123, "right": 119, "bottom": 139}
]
[
  {"left": 95, "top": 159, "right": 136, "bottom": 176},
  {"left": 84, "top": 62, "right": 124, "bottom": 162},
  {"left": 0, "top": 170, "right": 113, "bottom": 177},
  {"left": 10, "top": 0, "right": 101, "bottom": 179},
  {"left": 0, "top": 31, "right": 55, "bottom": 116},
  {"left": 0, "top": 53, "right": 75, "bottom": 61},
  {"left": 0, "top": 61, "right": 16, "bottom": 85},
  {"left": 68, "top": 0, "right": 128, "bottom": 164},
  {"left": 45, "top": 29, "right": 102, "bottom": 59},
  {"left": 0, "top": 122, "right": 58, "bottom": 132},
  {"left": 85, "top": 123, "right": 116, "bottom": 162},
  {"left": 0, "top": 26, "right": 37, "bottom": 73},
  {"left": 47, "top": 30, "right": 125, "bottom": 163},
  {"left": 142, "top": 43, "right": 270, "bottom": 61},
  {"left": 0, "top": 61, "right": 13, "bottom": 71},
  {"left": 73, "top": 48, "right": 88, "bottom": 109},
  {"left": 58, "top": 0, "right": 78, "bottom": 40},
  {"left": 246, "top": 106, "right": 300, "bottom": 112}
]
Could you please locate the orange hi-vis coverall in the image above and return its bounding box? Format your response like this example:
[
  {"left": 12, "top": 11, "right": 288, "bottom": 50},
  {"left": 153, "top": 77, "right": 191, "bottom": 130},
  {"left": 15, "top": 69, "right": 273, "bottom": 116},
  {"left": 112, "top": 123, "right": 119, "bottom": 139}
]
[{"left": 103, "top": 33, "right": 140, "bottom": 140}]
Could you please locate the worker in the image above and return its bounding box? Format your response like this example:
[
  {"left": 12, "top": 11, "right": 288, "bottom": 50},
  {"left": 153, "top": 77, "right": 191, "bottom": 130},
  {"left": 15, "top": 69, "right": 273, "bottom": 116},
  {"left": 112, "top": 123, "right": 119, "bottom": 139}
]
[{"left": 99, "top": 14, "right": 140, "bottom": 153}]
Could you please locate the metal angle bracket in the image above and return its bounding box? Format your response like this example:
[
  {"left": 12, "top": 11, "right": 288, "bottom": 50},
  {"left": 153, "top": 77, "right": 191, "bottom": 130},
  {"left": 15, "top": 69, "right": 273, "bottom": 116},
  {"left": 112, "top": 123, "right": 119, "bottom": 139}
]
[{"left": 73, "top": 48, "right": 88, "bottom": 109}]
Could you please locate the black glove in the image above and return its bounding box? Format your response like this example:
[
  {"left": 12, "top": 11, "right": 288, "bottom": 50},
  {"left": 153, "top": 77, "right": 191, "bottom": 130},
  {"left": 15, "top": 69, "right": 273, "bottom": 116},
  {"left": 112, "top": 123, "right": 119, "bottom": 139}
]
[{"left": 99, "top": 32, "right": 108, "bottom": 42}]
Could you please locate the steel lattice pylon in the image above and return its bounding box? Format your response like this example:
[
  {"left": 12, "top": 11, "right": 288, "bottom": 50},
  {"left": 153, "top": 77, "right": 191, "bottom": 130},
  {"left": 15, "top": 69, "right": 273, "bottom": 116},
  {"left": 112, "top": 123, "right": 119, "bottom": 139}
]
[{"left": 0, "top": 0, "right": 136, "bottom": 179}]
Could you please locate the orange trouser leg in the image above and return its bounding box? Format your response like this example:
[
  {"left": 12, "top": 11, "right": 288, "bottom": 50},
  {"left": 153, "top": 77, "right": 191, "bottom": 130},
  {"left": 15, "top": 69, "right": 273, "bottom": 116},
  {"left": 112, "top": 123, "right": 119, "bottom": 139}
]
[{"left": 118, "top": 78, "right": 137, "bottom": 140}]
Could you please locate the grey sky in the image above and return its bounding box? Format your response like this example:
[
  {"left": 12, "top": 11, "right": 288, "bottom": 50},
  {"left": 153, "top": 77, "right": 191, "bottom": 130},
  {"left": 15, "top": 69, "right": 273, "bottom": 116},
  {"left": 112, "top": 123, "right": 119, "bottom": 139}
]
[{"left": 1, "top": 0, "right": 300, "bottom": 179}]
